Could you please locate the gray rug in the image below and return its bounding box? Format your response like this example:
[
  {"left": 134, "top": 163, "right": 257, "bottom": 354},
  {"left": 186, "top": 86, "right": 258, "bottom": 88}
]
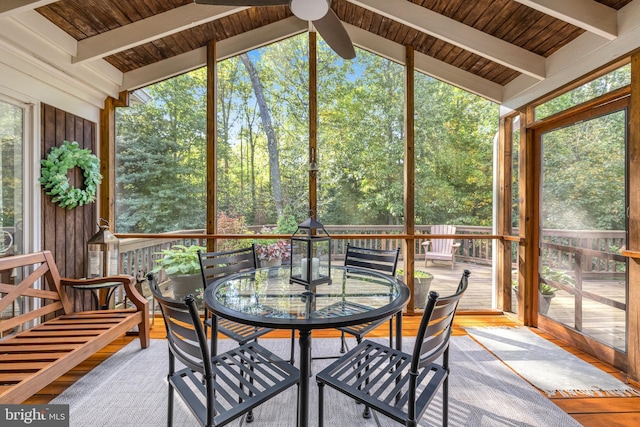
[
  {"left": 52, "top": 336, "right": 582, "bottom": 427},
  {"left": 466, "top": 326, "right": 640, "bottom": 398}
]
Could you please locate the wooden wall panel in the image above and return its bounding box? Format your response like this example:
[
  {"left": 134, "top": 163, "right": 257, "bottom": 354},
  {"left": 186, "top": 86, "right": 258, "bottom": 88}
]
[{"left": 41, "top": 104, "right": 97, "bottom": 287}]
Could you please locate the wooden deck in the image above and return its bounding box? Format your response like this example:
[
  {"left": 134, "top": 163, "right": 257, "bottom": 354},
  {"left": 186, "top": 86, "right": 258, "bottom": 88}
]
[
  {"left": 24, "top": 313, "right": 640, "bottom": 426},
  {"left": 412, "top": 261, "right": 627, "bottom": 351}
]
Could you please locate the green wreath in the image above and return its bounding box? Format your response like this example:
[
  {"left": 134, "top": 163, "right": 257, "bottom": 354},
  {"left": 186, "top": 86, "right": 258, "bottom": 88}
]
[{"left": 39, "top": 140, "right": 103, "bottom": 209}]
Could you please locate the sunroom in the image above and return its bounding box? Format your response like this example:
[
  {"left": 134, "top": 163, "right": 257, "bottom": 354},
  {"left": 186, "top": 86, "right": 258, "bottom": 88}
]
[{"left": 1, "top": 0, "right": 640, "bottom": 425}]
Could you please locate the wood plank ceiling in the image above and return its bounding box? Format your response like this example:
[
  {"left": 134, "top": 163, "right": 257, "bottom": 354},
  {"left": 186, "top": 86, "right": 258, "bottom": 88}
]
[{"left": 2, "top": 0, "right": 635, "bottom": 107}]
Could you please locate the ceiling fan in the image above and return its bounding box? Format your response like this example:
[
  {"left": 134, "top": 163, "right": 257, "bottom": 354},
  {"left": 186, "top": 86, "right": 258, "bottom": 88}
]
[{"left": 194, "top": 0, "right": 356, "bottom": 59}]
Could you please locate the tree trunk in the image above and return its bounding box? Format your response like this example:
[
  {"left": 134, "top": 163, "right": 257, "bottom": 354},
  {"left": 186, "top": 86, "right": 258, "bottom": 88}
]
[{"left": 240, "top": 53, "right": 283, "bottom": 217}]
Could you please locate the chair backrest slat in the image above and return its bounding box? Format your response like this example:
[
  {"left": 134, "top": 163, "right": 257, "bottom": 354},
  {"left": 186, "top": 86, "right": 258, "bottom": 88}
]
[
  {"left": 198, "top": 245, "right": 258, "bottom": 287},
  {"left": 148, "top": 273, "right": 212, "bottom": 375},
  {"left": 344, "top": 244, "right": 400, "bottom": 277},
  {"left": 411, "top": 270, "right": 470, "bottom": 372}
]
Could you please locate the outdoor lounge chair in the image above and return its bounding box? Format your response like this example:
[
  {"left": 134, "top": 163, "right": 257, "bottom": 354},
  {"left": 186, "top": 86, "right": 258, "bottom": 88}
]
[
  {"left": 316, "top": 270, "right": 470, "bottom": 427},
  {"left": 422, "top": 224, "right": 461, "bottom": 270}
]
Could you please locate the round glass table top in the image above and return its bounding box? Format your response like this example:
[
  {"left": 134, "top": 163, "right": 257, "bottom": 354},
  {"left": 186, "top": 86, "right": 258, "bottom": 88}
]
[{"left": 204, "top": 266, "right": 410, "bottom": 330}]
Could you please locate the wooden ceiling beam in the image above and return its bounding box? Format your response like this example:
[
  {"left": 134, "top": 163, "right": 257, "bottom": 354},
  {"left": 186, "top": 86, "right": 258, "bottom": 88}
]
[
  {"left": 514, "top": 0, "right": 617, "bottom": 40},
  {"left": 121, "top": 17, "right": 307, "bottom": 91},
  {"left": 348, "top": 0, "right": 546, "bottom": 80},
  {"left": 74, "top": 4, "right": 247, "bottom": 64},
  {"left": 0, "top": 0, "right": 57, "bottom": 18},
  {"left": 503, "top": 0, "right": 640, "bottom": 109},
  {"left": 1, "top": 12, "right": 121, "bottom": 104}
]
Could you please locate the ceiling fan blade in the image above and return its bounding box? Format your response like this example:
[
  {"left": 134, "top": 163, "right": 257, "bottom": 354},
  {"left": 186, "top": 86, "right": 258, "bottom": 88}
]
[
  {"left": 312, "top": 9, "right": 356, "bottom": 60},
  {"left": 194, "top": 0, "right": 289, "bottom": 6}
]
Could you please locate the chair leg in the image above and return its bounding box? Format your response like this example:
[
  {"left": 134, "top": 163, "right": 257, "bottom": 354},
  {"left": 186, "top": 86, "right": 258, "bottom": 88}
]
[
  {"left": 244, "top": 347, "right": 256, "bottom": 422},
  {"left": 443, "top": 375, "right": 449, "bottom": 426},
  {"left": 210, "top": 321, "right": 218, "bottom": 358},
  {"left": 340, "top": 331, "right": 347, "bottom": 353},
  {"left": 168, "top": 354, "right": 175, "bottom": 427},
  {"left": 351, "top": 335, "right": 372, "bottom": 419},
  {"left": 296, "top": 384, "right": 300, "bottom": 426},
  {"left": 290, "top": 330, "right": 296, "bottom": 365},
  {"left": 168, "top": 380, "right": 174, "bottom": 427},
  {"left": 318, "top": 381, "right": 324, "bottom": 427}
]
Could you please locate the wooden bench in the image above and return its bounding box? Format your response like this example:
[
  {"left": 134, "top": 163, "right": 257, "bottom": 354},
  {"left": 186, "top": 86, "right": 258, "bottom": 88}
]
[{"left": 0, "top": 251, "right": 149, "bottom": 403}]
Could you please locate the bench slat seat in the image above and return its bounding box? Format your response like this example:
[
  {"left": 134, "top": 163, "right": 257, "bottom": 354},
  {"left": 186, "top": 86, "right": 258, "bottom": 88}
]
[{"left": 0, "top": 251, "right": 149, "bottom": 404}]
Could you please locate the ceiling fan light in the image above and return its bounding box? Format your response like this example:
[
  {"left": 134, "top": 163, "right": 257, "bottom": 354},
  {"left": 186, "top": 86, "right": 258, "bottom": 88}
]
[{"left": 290, "top": 0, "right": 329, "bottom": 21}]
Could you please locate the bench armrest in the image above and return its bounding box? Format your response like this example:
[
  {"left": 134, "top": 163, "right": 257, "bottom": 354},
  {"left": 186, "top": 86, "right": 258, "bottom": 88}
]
[{"left": 61, "top": 276, "right": 148, "bottom": 312}]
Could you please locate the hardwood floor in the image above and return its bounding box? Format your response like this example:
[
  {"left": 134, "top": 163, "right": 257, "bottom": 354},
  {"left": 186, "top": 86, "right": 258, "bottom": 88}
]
[{"left": 26, "top": 313, "right": 640, "bottom": 426}]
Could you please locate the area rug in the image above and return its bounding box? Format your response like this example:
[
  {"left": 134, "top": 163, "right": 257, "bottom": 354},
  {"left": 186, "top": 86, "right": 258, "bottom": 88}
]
[
  {"left": 52, "top": 336, "right": 582, "bottom": 427},
  {"left": 466, "top": 326, "right": 640, "bottom": 398}
]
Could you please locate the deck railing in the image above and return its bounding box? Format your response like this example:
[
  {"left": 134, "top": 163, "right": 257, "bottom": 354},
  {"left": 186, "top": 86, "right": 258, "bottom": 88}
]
[
  {"left": 117, "top": 225, "right": 625, "bottom": 278},
  {"left": 540, "top": 229, "right": 626, "bottom": 275}
]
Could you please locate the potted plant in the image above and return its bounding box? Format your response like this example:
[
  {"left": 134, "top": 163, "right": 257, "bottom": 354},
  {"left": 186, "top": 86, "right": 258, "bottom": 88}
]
[
  {"left": 152, "top": 244, "right": 205, "bottom": 301},
  {"left": 255, "top": 239, "right": 291, "bottom": 267},
  {"left": 254, "top": 223, "right": 292, "bottom": 268},
  {"left": 538, "top": 266, "right": 573, "bottom": 315},
  {"left": 513, "top": 266, "right": 570, "bottom": 315},
  {"left": 396, "top": 268, "right": 434, "bottom": 309}
]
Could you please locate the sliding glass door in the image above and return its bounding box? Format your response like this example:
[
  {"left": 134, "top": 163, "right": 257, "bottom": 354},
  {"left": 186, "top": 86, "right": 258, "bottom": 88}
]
[{"left": 539, "top": 102, "right": 628, "bottom": 352}]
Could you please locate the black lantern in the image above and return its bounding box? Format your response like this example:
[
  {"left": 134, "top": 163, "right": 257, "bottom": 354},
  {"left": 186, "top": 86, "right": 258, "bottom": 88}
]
[
  {"left": 86, "top": 219, "right": 120, "bottom": 278},
  {"left": 290, "top": 217, "right": 331, "bottom": 287}
]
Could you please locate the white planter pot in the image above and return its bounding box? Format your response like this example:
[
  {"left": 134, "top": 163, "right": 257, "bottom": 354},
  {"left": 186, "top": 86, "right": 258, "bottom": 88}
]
[
  {"left": 259, "top": 258, "right": 283, "bottom": 268},
  {"left": 399, "top": 275, "right": 434, "bottom": 309},
  {"left": 170, "top": 273, "right": 203, "bottom": 302}
]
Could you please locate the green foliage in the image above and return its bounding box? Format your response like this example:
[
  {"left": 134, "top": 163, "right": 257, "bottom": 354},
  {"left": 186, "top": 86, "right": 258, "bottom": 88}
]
[
  {"left": 1, "top": 101, "right": 22, "bottom": 226},
  {"left": 115, "top": 37, "right": 501, "bottom": 232},
  {"left": 540, "top": 265, "right": 575, "bottom": 295},
  {"left": 541, "top": 110, "right": 625, "bottom": 231},
  {"left": 216, "top": 212, "right": 250, "bottom": 251},
  {"left": 113, "top": 36, "right": 627, "bottom": 237},
  {"left": 39, "top": 140, "right": 102, "bottom": 209},
  {"left": 115, "top": 70, "right": 206, "bottom": 232},
  {"left": 276, "top": 207, "right": 299, "bottom": 234},
  {"left": 540, "top": 283, "right": 558, "bottom": 295},
  {"left": 536, "top": 65, "right": 630, "bottom": 120},
  {"left": 151, "top": 244, "right": 205, "bottom": 276}
]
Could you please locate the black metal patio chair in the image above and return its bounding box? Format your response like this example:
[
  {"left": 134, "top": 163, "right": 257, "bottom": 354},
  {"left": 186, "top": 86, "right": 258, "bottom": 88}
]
[
  {"left": 199, "top": 245, "right": 295, "bottom": 364},
  {"left": 316, "top": 269, "right": 470, "bottom": 427},
  {"left": 337, "top": 244, "right": 400, "bottom": 353},
  {"left": 149, "top": 274, "right": 300, "bottom": 427}
]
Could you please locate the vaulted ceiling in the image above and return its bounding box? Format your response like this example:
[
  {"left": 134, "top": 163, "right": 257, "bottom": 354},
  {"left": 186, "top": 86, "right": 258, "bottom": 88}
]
[{"left": 1, "top": 0, "right": 638, "bottom": 110}]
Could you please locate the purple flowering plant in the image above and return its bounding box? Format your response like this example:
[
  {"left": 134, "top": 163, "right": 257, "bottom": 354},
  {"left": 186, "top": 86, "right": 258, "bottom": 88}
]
[{"left": 255, "top": 226, "right": 291, "bottom": 261}]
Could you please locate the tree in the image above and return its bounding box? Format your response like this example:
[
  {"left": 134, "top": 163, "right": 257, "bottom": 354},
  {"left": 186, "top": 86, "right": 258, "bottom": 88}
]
[
  {"left": 115, "top": 71, "right": 207, "bottom": 233},
  {"left": 115, "top": 35, "right": 501, "bottom": 233},
  {"left": 240, "top": 53, "right": 284, "bottom": 217}
]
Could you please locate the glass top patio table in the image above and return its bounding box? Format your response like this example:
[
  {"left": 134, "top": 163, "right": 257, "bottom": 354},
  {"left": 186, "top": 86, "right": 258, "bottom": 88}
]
[
  {"left": 204, "top": 265, "right": 410, "bottom": 427},
  {"left": 204, "top": 265, "right": 409, "bottom": 329}
]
